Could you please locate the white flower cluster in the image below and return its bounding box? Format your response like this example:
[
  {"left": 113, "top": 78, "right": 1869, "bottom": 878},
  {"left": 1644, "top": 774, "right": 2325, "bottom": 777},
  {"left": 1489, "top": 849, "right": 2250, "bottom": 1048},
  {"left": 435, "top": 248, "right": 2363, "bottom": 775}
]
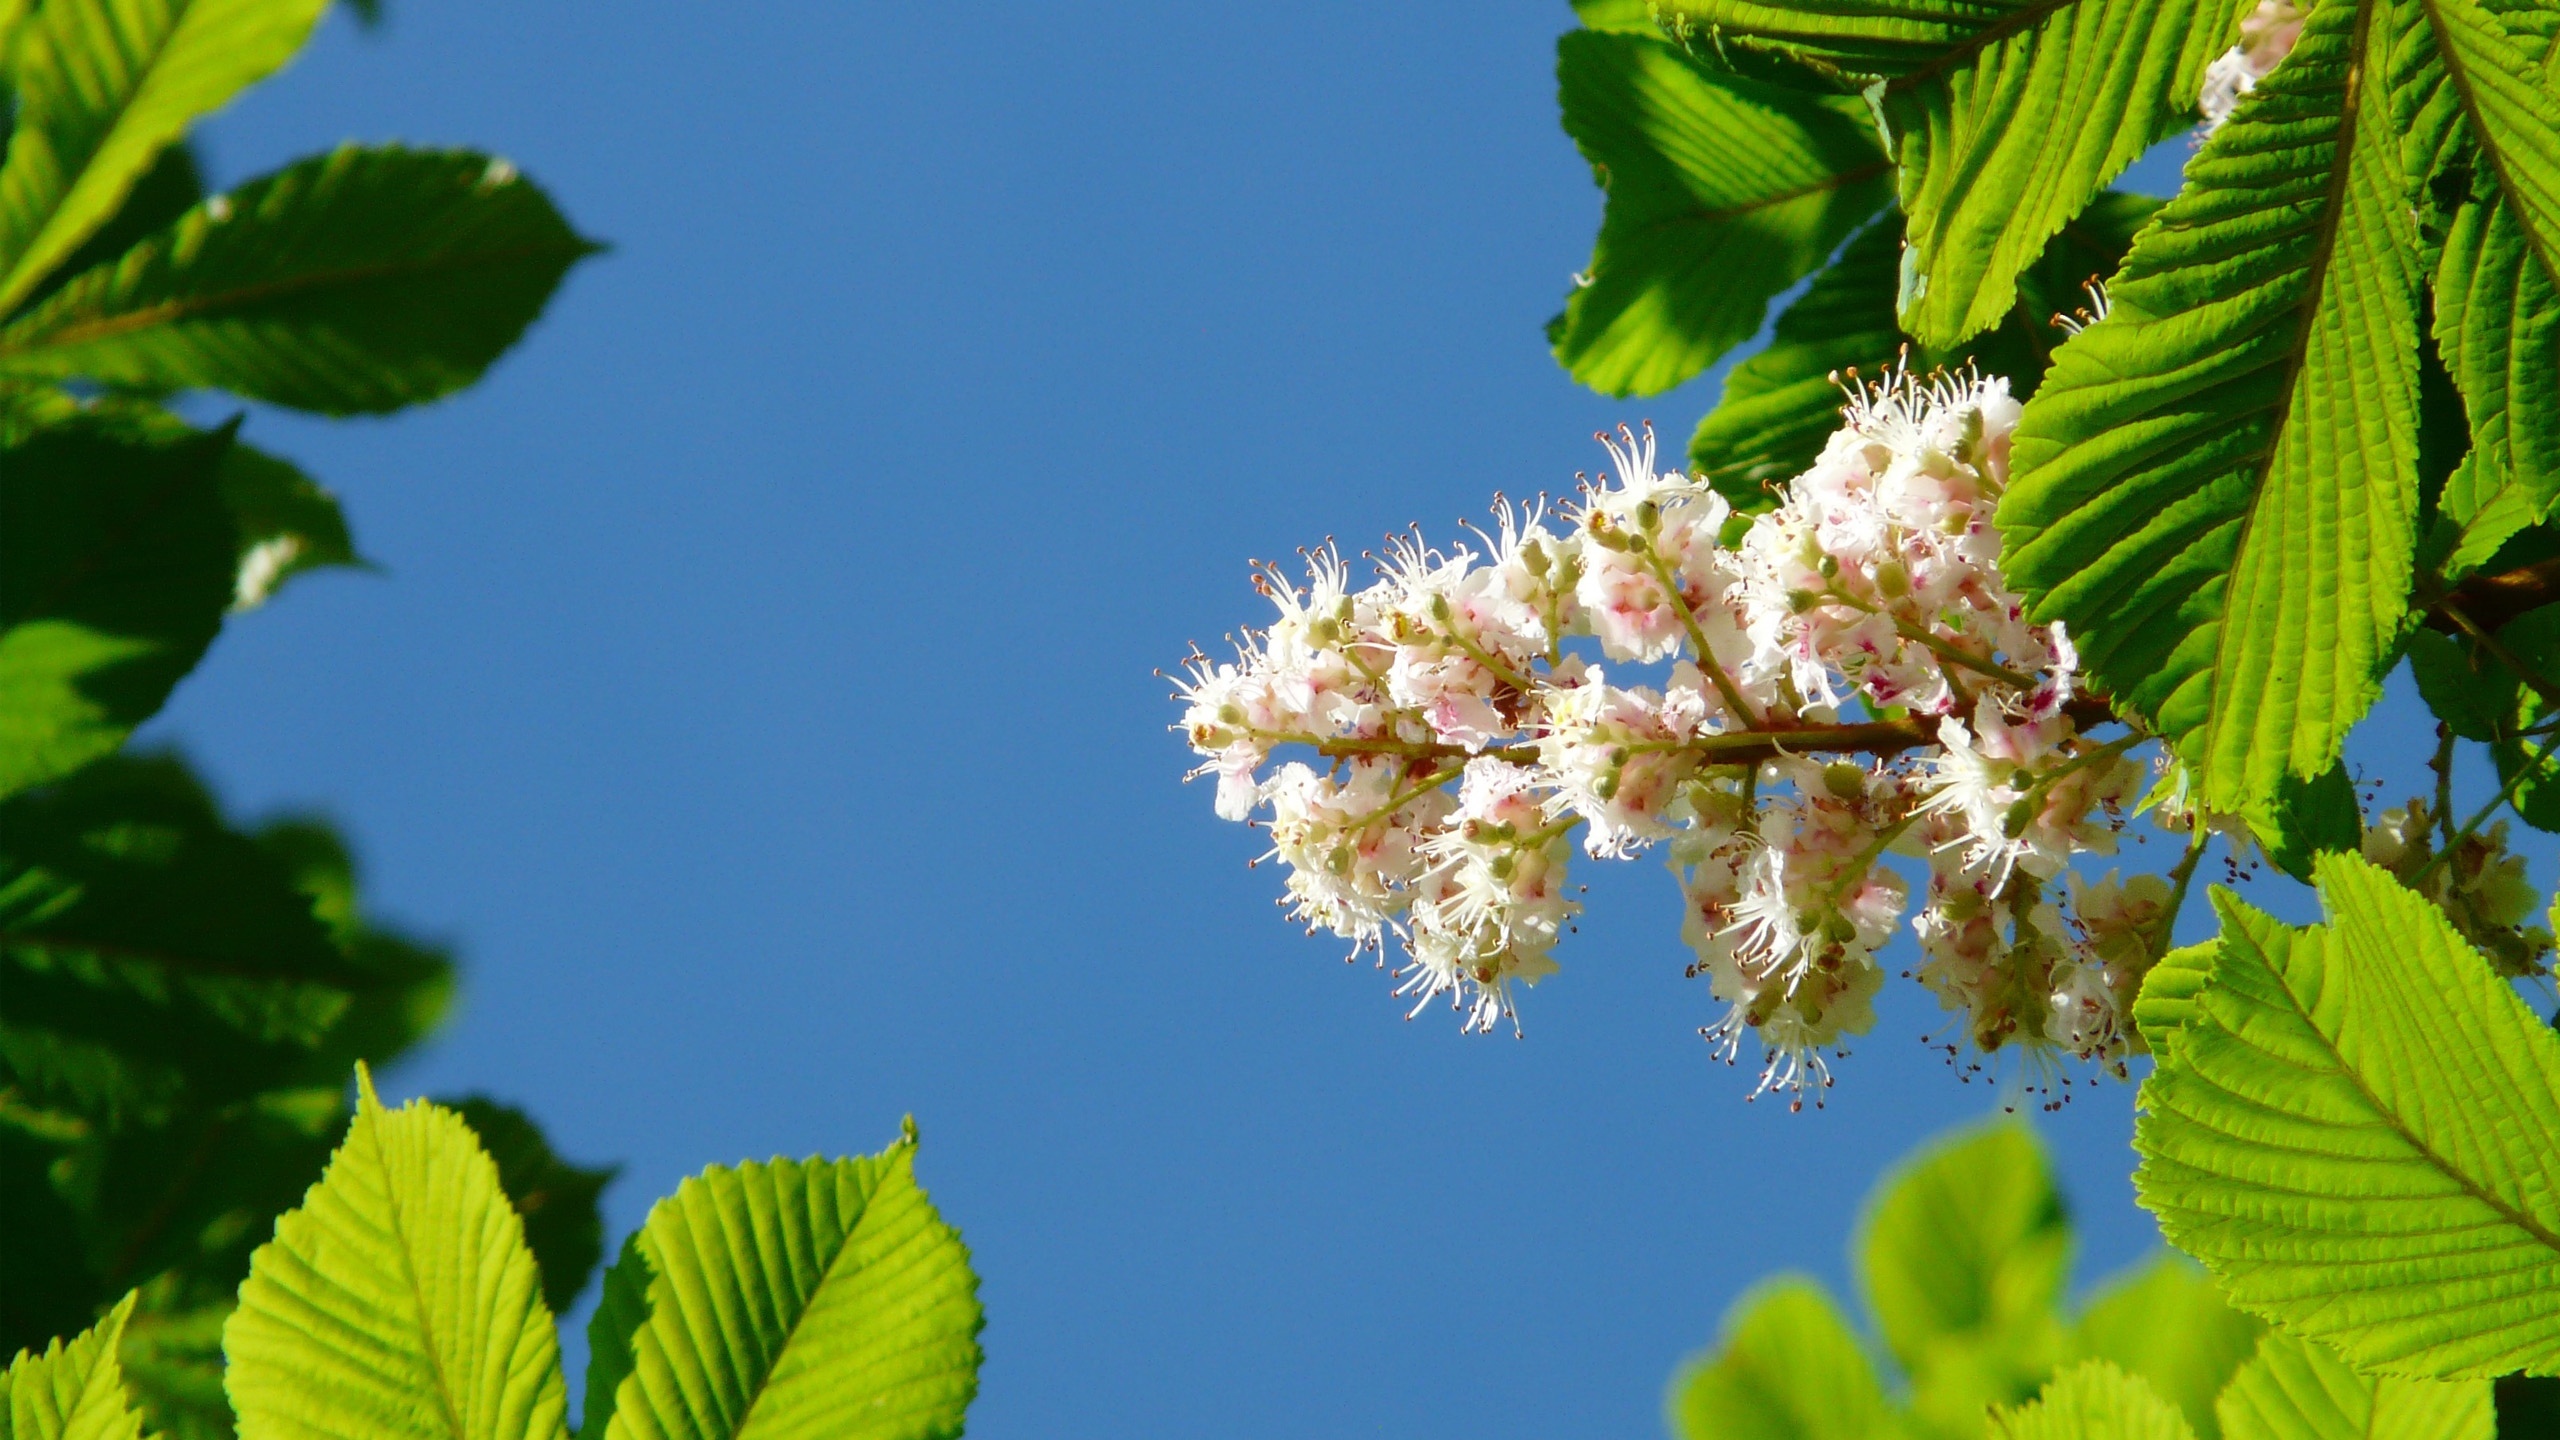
[
  {"left": 2362, "top": 798, "right": 2554, "bottom": 978},
  {"left": 1173, "top": 373, "right": 2154, "bottom": 1105},
  {"left": 2199, "top": 0, "right": 2305, "bottom": 135}
]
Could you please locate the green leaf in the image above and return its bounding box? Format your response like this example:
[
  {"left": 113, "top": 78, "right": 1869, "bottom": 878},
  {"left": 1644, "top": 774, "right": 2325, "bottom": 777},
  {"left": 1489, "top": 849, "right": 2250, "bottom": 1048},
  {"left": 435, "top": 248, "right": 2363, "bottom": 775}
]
[
  {"left": 1662, "top": 0, "right": 2248, "bottom": 347},
  {"left": 215, "top": 445, "right": 360, "bottom": 610},
  {"left": 1997, "top": 0, "right": 2425, "bottom": 814},
  {"left": 0, "top": 419, "right": 236, "bottom": 799},
  {"left": 2234, "top": 763, "right": 2363, "bottom": 884},
  {"left": 2071, "top": 1255, "right": 2262, "bottom": 1440},
  {"left": 2135, "top": 852, "right": 2560, "bottom": 1377},
  {"left": 0, "top": 1127, "right": 107, "bottom": 1364},
  {"left": 2215, "top": 1330, "right": 2491, "bottom": 1440},
  {"left": 0, "top": 754, "right": 361, "bottom": 1125},
  {"left": 0, "top": 1293, "right": 142, "bottom": 1440},
  {"left": 225, "top": 1070, "right": 568, "bottom": 1440},
  {"left": 443, "top": 1097, "right": 615, "bottom": 1318},
  {"left": 1987, "top": 1361, "right": 2197, "bottom": 1440},
  {"left": 1859, "top": 1118, "right": 2067, "bottom": 1431},
  {"left": 2429, "top": 195, "right": 2560, "bottom": 541},
  {"left": 117, "top": 1283, "right": 231, "bottom": 1440},
  {"left": 581, "top": 1134, "right": 982, "bottom": 1440},
  {"left": 0, "top": 145, "right": 599, "bottom": 415},
  {"left": 2131, "top": 942, "right": 2219, "bottom": 1056},
  {"left": 1668, "top": 1278, "right": 1900, "bottom": 1440},
  {"left": 1689, "top": 192, "right": 2158, "bottom": 510},
  {"left": 1551, "top": 29, "right": 1891, "bottom": 397},
  {"left": 0, "top": 0, "right": 328, "bottom": 315}
]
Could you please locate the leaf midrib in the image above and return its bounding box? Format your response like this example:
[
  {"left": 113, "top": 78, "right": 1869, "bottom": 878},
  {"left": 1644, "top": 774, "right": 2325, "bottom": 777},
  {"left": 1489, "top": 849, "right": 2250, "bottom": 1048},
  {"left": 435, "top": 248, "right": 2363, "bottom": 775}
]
[
  {"left": 1884, "top": 0, "right": 2082, "bottom": 93},
  {"left": 0, "top": 237, "right": 590, "bottom": 358},
  {"left": 0, "top": 0, "right": 195, "bottom": 315},
  {"left": 1629, "top": 158, "right": 1893, "bottom": 236},
  {"left": 2254, "top": 926, "right": 2560, "bottom": 1258},
  {"left": 2415, "top": 0, "right": 2560, "bottom": 291},
  {"left": 364, "top": 1106, "right": 474, "bottom": 1440},
  {"left": 2197, "top": 0, "right": 2383, "bottom": 788},
  {"left": 718, "top": 1179, "right": 884, "bottom": 1440}
]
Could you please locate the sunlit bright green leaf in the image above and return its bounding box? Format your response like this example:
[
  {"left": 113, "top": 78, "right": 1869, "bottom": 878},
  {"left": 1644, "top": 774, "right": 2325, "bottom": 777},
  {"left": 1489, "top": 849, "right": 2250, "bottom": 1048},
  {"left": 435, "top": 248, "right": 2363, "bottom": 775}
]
[
  {"left": 226, "top": 1072, "right": 567, "bottom": 1440},
  {"left": 582, "top": 1135, "right": 981, "bottom": 1440},
  {"left": 2136, "top": 853, "right": 2560, "bottom": 1377},
  {"left": 1998, "top": 0, "right": 2423, "bottom": 812},
  {"left": 1669, "top": 1279, "right": 1899, "bottom": 1440}
]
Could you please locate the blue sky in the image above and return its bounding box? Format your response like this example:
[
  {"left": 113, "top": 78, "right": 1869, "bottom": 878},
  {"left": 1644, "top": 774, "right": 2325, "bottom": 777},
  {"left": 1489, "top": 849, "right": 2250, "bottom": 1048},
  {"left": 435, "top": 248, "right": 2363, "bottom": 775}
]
[{"left": 145, "top": 6, "right": 2499, "bottom": 1437}]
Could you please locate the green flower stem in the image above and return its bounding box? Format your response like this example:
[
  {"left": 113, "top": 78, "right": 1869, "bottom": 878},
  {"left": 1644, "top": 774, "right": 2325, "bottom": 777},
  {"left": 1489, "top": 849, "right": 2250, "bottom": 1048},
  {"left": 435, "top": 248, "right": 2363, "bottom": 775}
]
[{"left": 1638, "top": 546, "right": 1765, "bottom": 728}]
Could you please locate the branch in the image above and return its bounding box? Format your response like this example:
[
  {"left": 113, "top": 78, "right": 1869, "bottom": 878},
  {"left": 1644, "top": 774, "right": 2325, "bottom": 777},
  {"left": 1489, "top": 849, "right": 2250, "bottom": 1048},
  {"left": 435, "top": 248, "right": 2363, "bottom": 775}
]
[
  {"left": 1304, "top": 696, "right": 2123, "bottom": 771},
  {"left": 2427, "top": 556, "right": 2560, "bottom": 635}
]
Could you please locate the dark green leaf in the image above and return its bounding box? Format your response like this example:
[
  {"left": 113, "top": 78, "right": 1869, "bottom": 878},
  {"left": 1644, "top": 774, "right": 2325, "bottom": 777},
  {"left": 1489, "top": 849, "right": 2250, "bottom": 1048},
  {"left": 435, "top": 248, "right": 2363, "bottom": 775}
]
[
  {"left": 1690, "top": 192, "right": 2158, "bottom": 510},
  {"left": 0, "top": 145, "right": 599, "bottom": 415},
  {"left": 1663, "top": 0, "right": 2249, "bottom": 346},
  {"left": 1551, "top": 29, "right": 1891, "bottom": 397},
  {"left": 1, "top": 754, "right": 360, "bottom": 1125},
  {"left": 0, "top": 419, "right": 235, "bottom": 799}
]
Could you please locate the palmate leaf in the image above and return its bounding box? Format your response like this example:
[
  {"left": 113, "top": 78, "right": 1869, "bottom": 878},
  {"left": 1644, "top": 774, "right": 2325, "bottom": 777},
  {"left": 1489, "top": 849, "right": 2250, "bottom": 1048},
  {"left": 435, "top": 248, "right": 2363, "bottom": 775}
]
[
  {"left": 0, "top": 0, "right": 328, "bottom": 316},
  {"left": 1996, "top": 0, "right": 2423, "bottom": 814},
  {"left": 2135, "top": 852, "right": 2560, "bottom": 1378},
  {"left": 0, "top": 1294, "right": 142, "bottom": 1440},
  {"left": 2071, "top": 1255, "right": 2263, "bottom": 1440},
  {"left": 1662, "top": 0, "right": 2248, "bottom": 347},
  {"left": 2215, "top": 1330, "right": 2490, "bottom": 1440},
  {"left": 1551, "top": 29, "right": 1892, "bottom": 397},
  {"left": 226, "top": 1071, "right": 567, "bottom": 1440},
  {"left": 581, "top": 1136, "right": 982, "bottom": 1440},
  {"left": 1667, "top": 1279, "right": 1897, "bottom": 1440},
  {"left": 0, "top": 420, "right": 236, "bottom": 799},
  {"left": 0, "top": 146, "right": 599, "bottom": 415},
  {"left": 1690, "top": 191, "right": 2158, "bottom": 510},
  {"left": 1988, "top": 1361, "right": 2196, "bottom": 1440}
]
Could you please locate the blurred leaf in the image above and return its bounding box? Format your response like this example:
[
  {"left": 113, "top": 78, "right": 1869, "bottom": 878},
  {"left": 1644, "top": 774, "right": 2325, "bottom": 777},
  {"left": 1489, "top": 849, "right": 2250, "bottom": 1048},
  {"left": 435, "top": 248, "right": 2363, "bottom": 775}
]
[
  {"left": 1690, "top": 193, "right": 2159, "bottom": 511},
  {"left": 13, "top": 140, "right": 200, "bottom": 319},
  {"left": 1859, "top": 1119, "right": 2068, "bottom": 1435},
  {"left": 1989, "top": 1361, "right": 2197, "bottom": 1440},
  {"left": 0, "top": 145, "right": 599, "bottom": 414},
  {"left": 1669, "top": 1278, "right": 1899, "bottom": 1440},
  {"left": 2215, "top": 1330, "right": 2490, "bottom": 1440},
  {"left": 0, "top": 420, "right": 235, "bottom": 799},
  {"left": 0, "top": 1125, "right": 102, "bottom": 1360},
  {"left": 215, "top": 446, "right": 360, "bottom": 610},
  {"left": 1998, "top": 0, "right": 2424, "bottom": 815},
  {"left": 1572, "top": 0, "right": 1662, "bottom": 34},
  {"left": 0, "top": 1293, "right": 142, "bottom": 1440},
  {"left": 1551, "top": 29, "right": 1890, "bottom": 397},
  {"left": 2070, "top": 1255, "right": 2261, "bottom": 1440},
  {"left": 2136, "top": 854, "right": 2560, "bottom": 1377},
  {"left": 0, "top": 754, "right": 352, "bottom": 1125},
  {"left": 226, "top": 1073, "right": 568, "bottom": 1440},
  {"left": 116, "top": 1283, "right": 229, "bottom": 1440},
  {"left": 582, "top": 1134, "right": 982, "bottom": 1440},
  {"left": 1661, "top": 0, "right": 2246, "bottom": 347},
  {"left": 0, "top": 0, "right": 328, "bottom": 314},
  {"left": 444, "top": 1096, "right": 615, "bottom": 1317}
]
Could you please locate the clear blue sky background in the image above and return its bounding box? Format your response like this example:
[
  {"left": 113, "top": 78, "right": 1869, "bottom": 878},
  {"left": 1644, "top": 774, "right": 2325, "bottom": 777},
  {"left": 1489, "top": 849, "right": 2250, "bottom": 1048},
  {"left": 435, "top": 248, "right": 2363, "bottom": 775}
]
[{"left": 142, "top": 5, "right": 2505, "bottom": 1437}]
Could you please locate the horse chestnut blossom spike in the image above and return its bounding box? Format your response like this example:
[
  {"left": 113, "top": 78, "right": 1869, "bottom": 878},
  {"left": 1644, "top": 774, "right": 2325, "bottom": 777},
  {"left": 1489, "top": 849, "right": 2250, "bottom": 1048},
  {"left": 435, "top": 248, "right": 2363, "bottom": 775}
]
[{"left": 1171, "top": 370, "right": 2166, "bottom": 1103}]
